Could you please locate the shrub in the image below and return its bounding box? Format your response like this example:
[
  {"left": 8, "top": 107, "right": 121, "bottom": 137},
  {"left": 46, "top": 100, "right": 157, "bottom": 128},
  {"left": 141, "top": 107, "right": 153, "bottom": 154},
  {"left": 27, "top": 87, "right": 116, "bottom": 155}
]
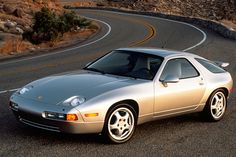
[{"left": 23, "top": 7, "right": 91, "bottom": 44}]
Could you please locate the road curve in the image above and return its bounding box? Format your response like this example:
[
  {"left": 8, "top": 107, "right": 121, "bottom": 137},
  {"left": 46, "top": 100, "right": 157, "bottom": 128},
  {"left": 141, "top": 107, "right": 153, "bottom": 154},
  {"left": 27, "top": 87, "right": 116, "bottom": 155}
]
[
  {"left": 0, "top": 9, "right": 236, "bottom": 156},
  {"left": 0, "top": 9, "right": 206, "bottom": 91}
]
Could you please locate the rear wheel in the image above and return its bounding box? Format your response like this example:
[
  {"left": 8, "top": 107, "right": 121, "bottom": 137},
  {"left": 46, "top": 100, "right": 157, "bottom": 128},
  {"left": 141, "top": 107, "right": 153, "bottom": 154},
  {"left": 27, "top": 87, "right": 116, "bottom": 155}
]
[
  {"left": 103, "top": 104, "right": 137, "bottom": 144},
  {"left": 203, "top": 89, "right": 227, "bottom": 121}
]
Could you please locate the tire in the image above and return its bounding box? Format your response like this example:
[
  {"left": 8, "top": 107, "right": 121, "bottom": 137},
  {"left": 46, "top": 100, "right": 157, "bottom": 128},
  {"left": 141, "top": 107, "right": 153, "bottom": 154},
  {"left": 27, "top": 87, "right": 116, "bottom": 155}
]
[
  {"left": 203, "top": 89, "right": 227, "bottom": 121},
  {"left": 103, "top": 104, "right": 137, "bottom": 144}
]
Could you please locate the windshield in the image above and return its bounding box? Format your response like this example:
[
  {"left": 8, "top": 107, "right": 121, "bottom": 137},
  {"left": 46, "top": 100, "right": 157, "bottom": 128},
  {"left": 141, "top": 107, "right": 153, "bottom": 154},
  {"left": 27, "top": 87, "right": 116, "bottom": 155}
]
[{"left": 84, "top": 50, "right": 163, "bottom": 80}]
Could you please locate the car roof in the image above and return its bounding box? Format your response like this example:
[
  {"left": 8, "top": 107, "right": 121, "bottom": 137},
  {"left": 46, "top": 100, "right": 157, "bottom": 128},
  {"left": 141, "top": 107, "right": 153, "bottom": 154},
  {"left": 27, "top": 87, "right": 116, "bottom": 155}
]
[{"left": 117, "top": 47, "right": 203, "bottom": 59}]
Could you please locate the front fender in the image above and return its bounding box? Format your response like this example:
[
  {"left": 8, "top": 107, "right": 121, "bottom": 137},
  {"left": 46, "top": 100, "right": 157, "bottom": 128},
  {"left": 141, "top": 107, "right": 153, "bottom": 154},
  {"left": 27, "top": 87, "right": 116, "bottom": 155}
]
[{"left": 76, "top": 82, "right": 154, "bottom": 123}]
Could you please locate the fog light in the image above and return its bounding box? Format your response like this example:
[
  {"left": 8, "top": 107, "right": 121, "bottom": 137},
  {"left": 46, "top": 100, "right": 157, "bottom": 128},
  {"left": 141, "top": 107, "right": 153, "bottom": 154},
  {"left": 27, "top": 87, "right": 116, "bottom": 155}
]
[
  {"left": 66, "top": 114, "right": 78, "bottom": 121},
  {"left": 58, "top": 114, "right": 65, "bottom": 119},
  {"left": 44, "top": 112, "right": 66, "bottom": 120},
  {"left": 43, "top": 112, "right": 78, "bottom": 121},
  {"left": 47, "top": 113, "right": 56, "bottom": 118}
]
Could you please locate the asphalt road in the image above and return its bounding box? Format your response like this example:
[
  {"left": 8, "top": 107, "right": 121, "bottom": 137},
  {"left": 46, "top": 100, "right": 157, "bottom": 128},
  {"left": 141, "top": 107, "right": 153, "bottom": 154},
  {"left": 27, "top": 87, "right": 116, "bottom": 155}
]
[{"left": 0, "top": 9, "right": 236, "bottom": 156}]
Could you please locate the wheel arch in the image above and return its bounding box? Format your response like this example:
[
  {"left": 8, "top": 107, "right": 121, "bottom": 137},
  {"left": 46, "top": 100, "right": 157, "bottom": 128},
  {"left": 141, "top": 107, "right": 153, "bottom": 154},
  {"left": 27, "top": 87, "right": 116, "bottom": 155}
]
[
  {"left": 106, "top": 99, "right": 139, "bottom": 119},
  {"left": 220, "top": 87, "right": 229, "bottom": 98},
  {"left": 211, "top": 87, "right": 229, "bottom": 98},
  {"left": 102, "top": 99, "right": 139, "bottom": 132},
  {"left": 202, "top": 87, "right": 228, "bottom": 121},
  {"left": 202, "top": 87, "right": 228, "bottom": 111}
]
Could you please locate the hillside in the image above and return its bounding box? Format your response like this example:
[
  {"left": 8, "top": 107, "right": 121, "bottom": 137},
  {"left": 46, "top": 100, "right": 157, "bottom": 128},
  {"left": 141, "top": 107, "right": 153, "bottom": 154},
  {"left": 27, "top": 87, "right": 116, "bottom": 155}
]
[
  {"left": 0, "top": 0, "right": 62, "bottom": 35},
  {"left": 0, "top": 0, "right": 97, "bottom": 57},
  {"left": 62, "top": 0, "right": 236, "bottom": 29},
  {"left": 0, "top": 0, "right": 62, "bottom": 55}
]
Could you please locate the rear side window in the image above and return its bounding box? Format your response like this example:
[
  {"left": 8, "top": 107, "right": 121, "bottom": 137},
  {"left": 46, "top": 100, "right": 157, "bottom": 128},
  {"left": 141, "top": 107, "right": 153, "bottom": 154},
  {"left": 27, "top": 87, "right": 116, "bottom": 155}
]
[
  {"left": 160, "top": 58, "right": 199, "bottom": 80},
  {"left": 195, "top": 58, "right": 225, "bottom": 73}
]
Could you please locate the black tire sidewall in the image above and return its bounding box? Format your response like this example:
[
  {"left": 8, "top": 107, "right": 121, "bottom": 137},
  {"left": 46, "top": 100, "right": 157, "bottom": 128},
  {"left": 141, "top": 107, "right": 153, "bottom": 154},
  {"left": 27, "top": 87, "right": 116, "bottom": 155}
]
[
  {"left": 204, "top": 89, "right": 227, "bottom": 121},
  {"left": 103, "top": 103, "right": 137, "bottom": 144}
]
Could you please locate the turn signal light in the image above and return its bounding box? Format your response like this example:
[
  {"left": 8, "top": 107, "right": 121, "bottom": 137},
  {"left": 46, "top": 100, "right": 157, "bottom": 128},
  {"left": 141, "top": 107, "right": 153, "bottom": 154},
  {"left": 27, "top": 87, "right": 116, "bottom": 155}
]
[
  {"left": 66, "top": 114, "right": 78, "bottom": 121},
  {"left": 85, "top": 113, "right": 99, "bottom": 117}
]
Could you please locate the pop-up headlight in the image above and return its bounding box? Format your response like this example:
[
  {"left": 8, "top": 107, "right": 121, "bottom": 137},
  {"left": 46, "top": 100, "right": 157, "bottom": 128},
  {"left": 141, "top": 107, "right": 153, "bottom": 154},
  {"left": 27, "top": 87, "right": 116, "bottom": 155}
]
[
  {"left": 18, "top": 86, "right": 33, "bottom": 95},
  {"left": 63, "top": 96, "right": 86, "bottom": 107}
]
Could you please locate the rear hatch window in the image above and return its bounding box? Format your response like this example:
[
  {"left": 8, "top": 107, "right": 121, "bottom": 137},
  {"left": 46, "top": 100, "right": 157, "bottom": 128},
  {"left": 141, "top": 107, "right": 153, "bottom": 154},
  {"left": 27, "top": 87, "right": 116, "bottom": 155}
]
[{"left": 195, "top": 58, "right": 225, "bottom": 73}]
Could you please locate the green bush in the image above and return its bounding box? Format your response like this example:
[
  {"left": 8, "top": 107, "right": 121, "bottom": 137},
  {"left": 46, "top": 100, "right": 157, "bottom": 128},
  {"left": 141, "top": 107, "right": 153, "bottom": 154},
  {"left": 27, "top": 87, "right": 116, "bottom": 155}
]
[{"left": 23, "top": 7, "right": 91, "bottom": 44}]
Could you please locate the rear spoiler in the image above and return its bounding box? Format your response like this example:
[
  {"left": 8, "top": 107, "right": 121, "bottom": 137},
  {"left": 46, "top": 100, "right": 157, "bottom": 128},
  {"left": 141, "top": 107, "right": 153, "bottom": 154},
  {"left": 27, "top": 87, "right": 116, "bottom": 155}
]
[{"left": 214, "top": 61, "right": 230, "bottom": 68}]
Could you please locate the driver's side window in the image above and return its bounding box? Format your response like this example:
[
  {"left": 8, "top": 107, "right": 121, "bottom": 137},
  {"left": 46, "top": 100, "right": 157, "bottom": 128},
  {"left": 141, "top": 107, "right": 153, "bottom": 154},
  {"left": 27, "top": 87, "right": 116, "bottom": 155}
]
[{"left": 160, "top": 58, "right": 199, "bottom": 81}]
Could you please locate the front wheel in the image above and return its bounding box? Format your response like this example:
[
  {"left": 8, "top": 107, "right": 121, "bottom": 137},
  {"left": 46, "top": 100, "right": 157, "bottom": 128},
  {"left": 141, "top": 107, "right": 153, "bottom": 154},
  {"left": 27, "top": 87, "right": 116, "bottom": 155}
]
[
  {"left": 103, "top": 104, "right": 137, "bottom": 144},
  {"left": 203, "top": 89, "right": 227, "bottom": 121}
]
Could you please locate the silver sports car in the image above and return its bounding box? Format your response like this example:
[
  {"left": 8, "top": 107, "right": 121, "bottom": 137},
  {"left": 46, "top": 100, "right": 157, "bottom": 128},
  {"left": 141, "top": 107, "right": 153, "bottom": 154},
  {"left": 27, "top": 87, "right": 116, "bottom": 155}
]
[{"left": 10, "top": 48, "right": 233, "bottom": 143}]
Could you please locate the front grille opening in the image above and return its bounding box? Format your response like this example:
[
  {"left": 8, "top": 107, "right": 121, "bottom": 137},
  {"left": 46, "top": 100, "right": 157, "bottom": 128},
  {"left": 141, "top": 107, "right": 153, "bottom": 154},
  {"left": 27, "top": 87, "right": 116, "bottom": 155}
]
[{"left": 19, "top": 117, "right": 60, "bottom": 132}]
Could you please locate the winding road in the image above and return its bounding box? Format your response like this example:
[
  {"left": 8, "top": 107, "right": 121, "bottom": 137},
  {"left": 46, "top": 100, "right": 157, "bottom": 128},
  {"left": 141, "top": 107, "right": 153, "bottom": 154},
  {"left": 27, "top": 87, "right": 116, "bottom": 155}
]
[{"left": 0, "top": 9, "right": 236, "bottom": 156}]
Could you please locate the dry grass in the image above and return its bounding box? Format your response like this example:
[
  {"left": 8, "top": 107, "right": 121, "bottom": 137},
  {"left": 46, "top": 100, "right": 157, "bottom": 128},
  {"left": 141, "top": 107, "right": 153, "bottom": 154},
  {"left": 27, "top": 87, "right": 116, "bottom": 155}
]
[
  {"left": 61, "top": 1, "right": 97, "bottom": 7},
  {"left": 38, "top": 27, "right": 98, "bottom": 48},
  {"left": 220, "top": 20, "right": 236, "bottom": 30},
  {"left": 0, "top": 0, "right": 100, "bottom": 57},
  {"left": 0, "top": 26, "right": 98, "bottom": 56},
  {"left": 0, "top": 37, "right": 33, "bottom": 55}
]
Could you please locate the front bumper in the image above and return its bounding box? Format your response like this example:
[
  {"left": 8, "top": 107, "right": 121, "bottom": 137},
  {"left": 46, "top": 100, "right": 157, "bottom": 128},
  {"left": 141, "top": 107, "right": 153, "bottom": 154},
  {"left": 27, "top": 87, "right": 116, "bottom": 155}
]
[{"left": 10, "top": 94, "right": 104, "bottom": 134}]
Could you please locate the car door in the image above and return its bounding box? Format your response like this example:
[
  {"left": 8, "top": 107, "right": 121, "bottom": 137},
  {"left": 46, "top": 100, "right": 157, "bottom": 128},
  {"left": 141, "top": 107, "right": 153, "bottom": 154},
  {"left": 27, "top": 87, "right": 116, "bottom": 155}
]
[{"left": 154, "top": 57, "right": 206, "bottom": 117}]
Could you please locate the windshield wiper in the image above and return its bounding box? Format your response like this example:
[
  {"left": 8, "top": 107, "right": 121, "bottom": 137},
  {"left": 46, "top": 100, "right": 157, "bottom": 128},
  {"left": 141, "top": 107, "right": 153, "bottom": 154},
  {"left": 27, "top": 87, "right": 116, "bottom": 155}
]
[
  {"left": 83, "top": 67, "right": 106, "bottom": 74},
  {"left": 125, "top": 74, "right": 137, "bottom": 80},
  {"left": 116, "top": 73, "right": 137, "bottom": 80}
]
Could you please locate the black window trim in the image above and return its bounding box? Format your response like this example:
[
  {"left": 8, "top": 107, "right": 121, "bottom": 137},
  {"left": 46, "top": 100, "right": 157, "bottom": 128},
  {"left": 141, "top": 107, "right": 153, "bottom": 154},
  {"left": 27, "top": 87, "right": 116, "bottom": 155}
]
[{"left": 159, "top": 57, "right": 200, "bottom": 81}]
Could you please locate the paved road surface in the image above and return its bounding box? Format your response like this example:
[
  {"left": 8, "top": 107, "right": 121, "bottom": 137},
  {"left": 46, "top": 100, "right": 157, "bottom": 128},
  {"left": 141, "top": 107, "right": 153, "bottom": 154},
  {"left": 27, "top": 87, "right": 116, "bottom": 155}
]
[{"left": 0, "top": 9, "right": 235, "bottom": 156}]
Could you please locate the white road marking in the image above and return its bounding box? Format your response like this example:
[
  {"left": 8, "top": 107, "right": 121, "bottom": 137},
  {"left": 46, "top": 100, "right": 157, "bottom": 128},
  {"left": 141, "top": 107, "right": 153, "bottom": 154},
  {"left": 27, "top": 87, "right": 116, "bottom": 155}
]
[
  {"left": 182, "top": 26, "right": 207, "bottom": 52},
  {"left": 0, "top": 17, "right": 112, "bottom": 66},
  {"left": 0, "top": 9, "right": 207, "bottom": 95},
  {"left": 0, "top": 17, "right": 111, "bottom": 94},
  {"left": 95, "top": 10, "right": 207, "bottom": 52},
  {"left": 0, "top": 88, "right": 19, "bottom": 94}
]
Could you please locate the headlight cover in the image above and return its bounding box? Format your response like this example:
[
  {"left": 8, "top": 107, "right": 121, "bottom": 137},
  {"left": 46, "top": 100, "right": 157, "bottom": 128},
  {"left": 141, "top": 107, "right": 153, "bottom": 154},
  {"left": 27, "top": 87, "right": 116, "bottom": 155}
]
[
  {"left": 63, "top": 96, "right": 86, "bottom": 107},
  {"left": 18, "top": 86, "right": 33, "bottom": 95}
]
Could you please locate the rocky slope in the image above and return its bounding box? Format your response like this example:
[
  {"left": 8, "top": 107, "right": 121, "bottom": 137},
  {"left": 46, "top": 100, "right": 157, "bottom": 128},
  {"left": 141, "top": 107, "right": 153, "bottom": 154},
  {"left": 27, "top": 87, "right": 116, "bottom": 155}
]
[
  {"left": 65, "top": 0, "right": 236, "bottom": 28},
  {"left": 107, "top": 0, "right": 236, "bottom": 23},
  {"left": 0, "top": 0, "right": 62, "bottom": 55},
  {"left": 0, "top": 0, "right": 98, "bottom": 57},
  {"left": 0, "top": 0, "right": 62, "bottom": 36}
]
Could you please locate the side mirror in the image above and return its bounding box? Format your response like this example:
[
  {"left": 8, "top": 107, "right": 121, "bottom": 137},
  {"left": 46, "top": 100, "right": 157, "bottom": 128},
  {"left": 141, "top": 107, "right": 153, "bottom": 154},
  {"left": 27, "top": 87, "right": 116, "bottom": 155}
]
[{"left": 161, "top": 75, "right": 179, "bottom": 87}]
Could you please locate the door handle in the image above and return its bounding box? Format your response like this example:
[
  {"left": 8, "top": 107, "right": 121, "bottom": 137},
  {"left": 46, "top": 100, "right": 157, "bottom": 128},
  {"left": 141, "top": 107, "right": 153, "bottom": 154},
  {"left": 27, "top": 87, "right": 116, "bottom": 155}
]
[
  {"left": 199, "top": 77, "right": 204, "bottom": 85},
  {"left": 199, "top": 82, "right": 204, "bottom": 85}
]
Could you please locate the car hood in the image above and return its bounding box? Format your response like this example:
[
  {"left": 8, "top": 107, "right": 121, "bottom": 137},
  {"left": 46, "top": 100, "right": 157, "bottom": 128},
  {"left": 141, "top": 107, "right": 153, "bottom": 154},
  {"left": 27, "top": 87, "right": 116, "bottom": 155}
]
[{"left": 19, "top": 71, "right": 143, "bottom": 105}]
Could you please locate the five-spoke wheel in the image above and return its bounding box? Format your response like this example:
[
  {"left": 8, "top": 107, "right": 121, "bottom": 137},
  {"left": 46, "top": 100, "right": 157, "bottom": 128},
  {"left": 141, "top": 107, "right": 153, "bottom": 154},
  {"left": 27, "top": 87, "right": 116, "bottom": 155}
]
[
  {"left": 203, "top": 89, "right": 227, "bottom": 121},
  {"left": 103, "top": 104, "right": 137, "bottom": 143}
]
